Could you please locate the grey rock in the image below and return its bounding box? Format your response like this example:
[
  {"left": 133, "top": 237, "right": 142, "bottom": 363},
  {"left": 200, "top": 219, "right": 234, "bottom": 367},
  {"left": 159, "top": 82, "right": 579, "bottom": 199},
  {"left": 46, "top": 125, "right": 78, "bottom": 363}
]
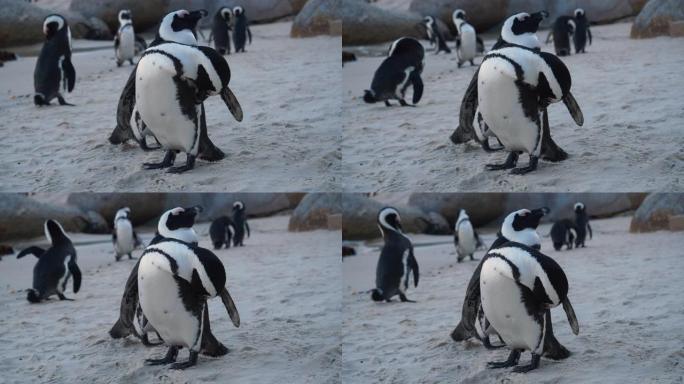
[
  {"left": 631, "top": 0, "right": 684, "bottom": 38},
  {"left": 288, "top": 193, "right": 343, "bottom": 231},
  {"left": 0, "top": 195, "right": 88, "bottom": 240},
  {"left": 630, "top": 193, "right": 684, "bottom": 232}
]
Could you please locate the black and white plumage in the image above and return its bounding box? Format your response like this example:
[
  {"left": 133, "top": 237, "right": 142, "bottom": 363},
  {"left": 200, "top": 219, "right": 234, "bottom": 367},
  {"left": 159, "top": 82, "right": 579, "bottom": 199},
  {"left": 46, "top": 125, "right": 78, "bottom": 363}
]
[
  {"left": 209, "top": 216, "right": 234, "bottom": 249},
  {"left": 452, "top": 9, "right": 478, "bottom": 67},
  {"left": 545, "top": 16, "right": 575, "bottom": 56},
  {"left": 113, "top": 207, "right": 143, "bottom": 261},
  {"left": 573, "top": 202, "right": 592, "bottom": 248},
  {"left": 138, "top": 208, "right": 240, "bottom": 369},
  {"left": 573, "top": 9, "right": 592, "bottom": 54},
  {"left": 209, "top": 7, "right": 233, "bottom": 55},
  {"left": 363, "top": 37, "right": 424, "bottom": 107},
  {"left": 134, "top": 39, "right": 243, "bottom": 173},
  {"left": 231, "top": 201, "right": 250, "bottom": 247},
  {"left": 371, "top": 207, "right": 419, "bottom": 303},
  {"left": 34, "top": 14, "right": 75, "bottom": 106},
  {"left": 232, "top": 6, "right": 251, "bottom": 53},
  {"left": 115, "top": 10, "right": 136, "bottom": 66},
  {"left": 454, "top": 209, "right": 481, "bottom": 262},
  {"left": 422, "top": 16, "right": 451, "bottom": 54},
  {"left": 16, "top": 219, "right": 82, "bottom": 303},
  {"left": 480, "top": 237, "right": 579, "bottom": 372},
  {"left": 550, "top": 218, "right": 576, "bottom": 251}
]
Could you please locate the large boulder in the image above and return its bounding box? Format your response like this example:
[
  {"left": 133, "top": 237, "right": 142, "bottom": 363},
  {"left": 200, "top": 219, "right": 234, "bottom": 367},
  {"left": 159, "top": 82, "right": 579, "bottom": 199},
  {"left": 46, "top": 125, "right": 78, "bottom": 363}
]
[
  {"left": 288, "top": 193, "right": 343, "bottom": 231},
  {"left": 409, "top": 0, "right": 507, "bottom": 32},
  {"left": 166, "top": 0, "right": 308, "bottom": 25},
  {"left": 0, "top": 195, "right": 90, "bottom": 241},
  {"left": 630, "top": 193, "right": 684, "bottom": 232},
  {"left": 408, "top": 193, "right": 507, "bottom": 227},
  {"left": 69, "top": 0, "right": 169, "bottom": 32},
  {"left": 631, "top": 0, "right": 684, "bottom": 38}
]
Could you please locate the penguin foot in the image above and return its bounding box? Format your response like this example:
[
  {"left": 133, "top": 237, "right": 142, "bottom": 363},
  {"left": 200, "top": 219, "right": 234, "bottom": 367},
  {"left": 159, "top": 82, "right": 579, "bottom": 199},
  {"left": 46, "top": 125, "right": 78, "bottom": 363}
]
[
  {"left": 145, "top": 346, "right": 178, "bottom": 366},
  {"left": 57, "top": 96, "right": 75, "bottom": 106},
  {"left": 144, "top": 151, "right": 176, "bottom": 170},
  {"left": 167, "top": 155, "right": 196, "bottom": 174},
  {"left": 398, "top": 99, "right": 415, "bottom": 107},
  {"left": 487, "top": 349, "right": 521, "bottom": 369},
  {"left": 169, "top": 351, "right": 198, "bottom": 370},
  {"left": 511, "top": 354, "right": 540, "bottom": 373},
  {"left": 384, "top": 100, "right": 392, "bottom": 107},
  {"left": 510, "top": 156, "right": 538, "bottom": 175},
  {"left": 486, "top": 152, "right": 518, "bottom": 171},
  {"left": 57, "top": 293, "right": 74, "bottom": 301},
  {"left": 399, "top": 293, "right": 416, "bottom": 303}
]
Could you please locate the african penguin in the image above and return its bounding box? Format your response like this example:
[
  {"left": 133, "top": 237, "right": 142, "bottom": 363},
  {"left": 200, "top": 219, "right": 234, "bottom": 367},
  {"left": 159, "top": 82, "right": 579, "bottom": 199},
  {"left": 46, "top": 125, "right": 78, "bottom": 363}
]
[
  {"left": 113, "top": 207, "right": 143, "bottom": 261},
  {"left": 476, "top": 12, "right": 584, "bottom": 174},
  {"left": 422, "top": 16, "right": 451, "bottom": 54},
  {"left": 115, "top": 10, "right": 136, "bottom": 66},
  {"left": 454, "top": 209, "right": 480, "bottom": 262},
  {"left": 573, "top": 202, "right": 592, "bottom": 248},
  {"left": 16, "top": 219, "right": 82, "bottom": 303},
  {"left": 452, "top": 9, "right": 477, "bottom": 67},
  {"left": 480, "top": 231, "right": 580, "bottom": 372},
  {"left": 546, "top": 16, "right": 575, "bottom": 56},
  {"left": 364, "top": 37, "right": 425, "bottom": 107},
  {"left": 232, "top": 6, "right": 252, "bottom": 53},
  {"left": 209, "top": 216, "right": 234, "bottom": 249},
  {"left": 34, "top": 14, "right": 75, "bottom": 106},
  {"left": 209, "top": 7, "right": 233, "bottom": 55},
  {"left": 549, "top": 219, "right": 576, "bottom": 251},
  {"left": 134, "top": 40, "right": 243, "bottom": 173},
  {"left": 137, "top": 210, "right": 240, "bottom": 369},
  {"left": 573, "top": 9, "right": 592, "bottom": 54},
  {"left": 371, "top": 207, "right": 419, "bottom": 303},
  {"left": 231, "top": 201, "right": 250, "bottom": 247}
]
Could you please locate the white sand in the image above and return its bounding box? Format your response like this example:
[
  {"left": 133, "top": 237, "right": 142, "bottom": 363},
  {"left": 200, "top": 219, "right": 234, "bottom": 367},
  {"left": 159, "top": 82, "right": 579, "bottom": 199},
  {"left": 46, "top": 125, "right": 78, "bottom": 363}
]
[
  {"left": 342, "top": 216, "right": 684, "bottom": 383},
  {"left": 0, "top": 216, "right": 341, "bottom": 383},
  {"left": 342, "top": 22, "right": 684, "bottom": 192},
  {"left": 0, "top": 22, "right": 341, "bottom": 192}
]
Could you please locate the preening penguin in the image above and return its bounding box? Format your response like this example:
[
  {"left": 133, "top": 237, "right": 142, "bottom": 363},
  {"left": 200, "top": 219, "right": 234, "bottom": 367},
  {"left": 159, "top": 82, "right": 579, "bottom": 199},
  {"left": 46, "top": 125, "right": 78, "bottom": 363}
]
[
  {"left": 549, "top": 219, "right": 576, "bottom": 251},
  {"left": 114, "top": 10, "right": 136, "bottom": 66},
  {"left": 573, "top": 9, "right": 592, "bottom": 54},
  {"left": 231, "top": 201, "right": 250, "bottom": 247},
  {"left": 232, "top": 6, "right": 252, "bottom": 53},
  {"left": 113, "top": 207, "right": 143, "bottom": 261},
  {"left": 16, "top": 219, "right": 82, "bottom": 303},
  {"left": 452, "top": 9, "right": 478, "bottom": 67},
  {"left": 137, "top": 209, "right": 240, "bottom": 369},
  {"left": 371, "top": 207, "right": 419, "bottom": 303},
  {"left": 209, "top": 216, "right": 234, "bottom": 249},
  {"left": 573, "top": 202, "right": 592, "bottom": 248},
  {"left": 209, "top": 7, "right": 234, "bottom": 55},
  {"left": 546, "top": 16, "right": 575, "bottom": 56},
  {"left": 364, "top": 37, "right": 424, "bottom": 107},
  {"left": 34, "top": 14, "right": 75, "bottom": 106},
  {"left": 454, "top": 209, "right": 481, "bottom": 262},
  {"left": 421, "top": 16, "right": 451, "bottom": 54}
]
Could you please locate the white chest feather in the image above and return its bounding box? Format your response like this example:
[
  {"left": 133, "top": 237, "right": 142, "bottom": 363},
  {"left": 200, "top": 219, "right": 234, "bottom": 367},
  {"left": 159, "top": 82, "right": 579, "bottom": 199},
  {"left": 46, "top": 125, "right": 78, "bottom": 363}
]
[
  {"left": 116, "top": 25, "right": 135, "bottom": 60},
  {"left": 457, "top": 222, "right": 476, "bottom": 255},
  {"left": 458, "top": 23, "right": 477, "bottom": 60},
  {"left": 115, "top": 220, "right": 135, "bottom": 254}
]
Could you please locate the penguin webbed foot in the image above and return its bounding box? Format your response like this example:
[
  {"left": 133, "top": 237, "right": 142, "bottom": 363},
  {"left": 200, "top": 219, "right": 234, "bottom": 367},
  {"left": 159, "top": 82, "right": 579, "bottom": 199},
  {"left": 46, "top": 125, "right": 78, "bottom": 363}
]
[
  {"left": 167, "top": 155, "right": 196, "bottom": 174},
  {"left": 145, "top": 346, "right": 178, "bottom": 366},
  {"left": 169, "top": 350, "right": 198, "bottom": 370},
  {"left": 143, "top": 151, "right": 176, "bottom": 170},
  {"left": 511, "top": 353, "right": 540, "bottom": 373},
  {"left": 398, "top": 99, "right": 415, "bottom": 107},
  {"left": 487, "top": 349, "right": 521, "bottom": 369},
  {"left": 486, "top": 152, "right": 518, "bottom": 171},
  {"left": 510, "top": 156, "right": 539, "bottom": 175},
  {"left": 57, "top": 293, "right": 74, "bottom": 301},
  {"left": 399, "top": 293, "right": 416, "bottom": 303},
  {"left": 384, "top": 100, "right": 392, "bottom": 107},
  {"left": 57, "top": 95, "right": 75, "bottom": 106}
]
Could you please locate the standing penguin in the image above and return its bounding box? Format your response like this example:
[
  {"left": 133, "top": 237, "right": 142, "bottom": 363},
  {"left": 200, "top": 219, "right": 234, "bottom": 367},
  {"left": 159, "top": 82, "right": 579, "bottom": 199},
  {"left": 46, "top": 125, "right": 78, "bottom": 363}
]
[
  {"left": 209, "top": 7, "right": 233, "bottom": 55},
  {"left": 549, "top": 218, "right": 576, "bottom": 251},
  {"left": 137, "top": 210, "right": 240, "bottom": 369},
  {"left": 34, "top": 14, "right": 75, "bottom": 106},
  {"left": 573, "top": 202, "right": 592, "bottom": 247},
  {"left": 232, "top": 6, "right": 252, "bottom": 53},
  {"left": 422, "top": 16, "right": 451, "bottom": 54},
  {"left": 231, "top": 201, "right": 250, "bottom": 247},
  {"left": 209, "top": 216, "right": 234, "bottom": 249},
  {"left": 134, "top": 39, "right": 243, "bottom": 173},
  {"left": 113, "top": 207, "right": 143, "bottom": 261},
  {"left": 545, "top": 16, "right": 575, "bottom": 56},
  {"left": 573, "top": 9, "right": 592, "bottom": 54},
  {"left": 480, "top": 231, "right": 580, "bottom": 372},
  {"left": 454, "top": 209, "right": 480, "bottom": 262},
  {"left": 364, "top": 37, "right": 425, "bottom": 107},
  {"left": 114, "top": 9, "right": 136, "bottom": 66},
  {"left": 476, "top": 12, "right": 584, "bottom": 174},
  {"left": 452, "top": 9, "right": 477, "bottom": 67},
  {"left": 16, "top": 219, "right": 82, "bottom": 303},
  {"left": 371, "top": 207, "right": 419, "bottom": 303}
]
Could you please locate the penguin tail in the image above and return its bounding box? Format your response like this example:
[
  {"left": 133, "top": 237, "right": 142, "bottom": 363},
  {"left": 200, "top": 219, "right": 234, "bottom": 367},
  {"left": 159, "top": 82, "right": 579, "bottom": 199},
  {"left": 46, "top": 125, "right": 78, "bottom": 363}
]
[
  {"left": 363, "top": 90, "right": 377, "bottom": 104},
  {"left": 371, "top": 289, "right": 383, "bottom": 302},
  {"left": 26, "top": 289, "right": 41, "bottom": 303}
]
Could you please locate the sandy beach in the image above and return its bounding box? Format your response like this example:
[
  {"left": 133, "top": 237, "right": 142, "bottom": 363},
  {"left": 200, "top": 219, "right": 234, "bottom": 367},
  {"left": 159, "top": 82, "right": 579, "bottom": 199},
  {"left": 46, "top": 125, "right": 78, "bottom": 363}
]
[
  {"left": 0, "top": 215, "right": 341, "bottom": 384},
  {"left": 0, "top": 22, "right": 341, "bottom": 192},
  {"left": 342, "top": 216, "right": 684, "bottom": 383},
  {"left": 342, "top": 22, "right": 684, "bottom": 192}
]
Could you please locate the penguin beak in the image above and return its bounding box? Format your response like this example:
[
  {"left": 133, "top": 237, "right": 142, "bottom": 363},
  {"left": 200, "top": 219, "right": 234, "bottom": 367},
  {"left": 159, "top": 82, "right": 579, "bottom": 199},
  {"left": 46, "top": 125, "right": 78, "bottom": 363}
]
[
  {"left": 530, "top": 11, "right": 548, "bottom": 28},
  {"left": 221, "top": 87, "right": 244, "bottom": 122},
  {"left": 528, "top": 207, "right": 549, "bottom": 227},
  {"left": 189, "top": 9, "right": 208, "bottom": 20}
]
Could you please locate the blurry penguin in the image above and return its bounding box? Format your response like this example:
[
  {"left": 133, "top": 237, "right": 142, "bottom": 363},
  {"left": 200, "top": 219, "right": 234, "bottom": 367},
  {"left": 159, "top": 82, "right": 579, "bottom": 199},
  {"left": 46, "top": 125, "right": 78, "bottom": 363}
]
[
  {"left": 232, "top": 6, "right": 252, "bottom": 53},
  {"left": 34, "top": 14, "right": 75, "bottom": 106}
]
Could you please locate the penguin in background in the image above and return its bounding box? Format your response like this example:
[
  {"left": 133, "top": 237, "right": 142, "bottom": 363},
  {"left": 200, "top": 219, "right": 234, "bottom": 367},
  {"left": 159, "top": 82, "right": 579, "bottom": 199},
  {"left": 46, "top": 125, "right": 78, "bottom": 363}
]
[
  {"left": 573, "top": 202, "right": 592, "bottom": 247},
  {"left": 454, "top": 209, "right": 482, "bottom": 262},
  {"left": 545, "top": 16, "right": 575, "bottom": 56},
  {"left": 363, "top": 37, "right": 425, "bottom": 107},
  {"left": 371, "top": 207, "right": 419, "bottom": 303},
  {"left": 421, "top": 16, "right": 451, "bottom": 54},
  {"left": 16, "top": 219, "right": 82, "bottom": 303},
  {"left": 549, "top": 218, "right": 576, "bottom": 251},
  {"left": 210, "top": 216, "right": 234, "bottom": 249},
  {"left": 209, "top": 7, "right": 233, "bottom": 55},
  {"left": 34, "top": 14, "right": 75, "bottom": 106},
  {"left": 573, "top": 9, "right": 592, "bottom": 54},
  {"left": 113, "top": 207, "right": 143, "bottom": 261},
  {"left": 114, "top": 9, "right": 136, "bottom": 66},
  {"left": 231, "top": 201, "right": 250, "bottom": 247},
  {"left": 451, "top": 9, "right": 478, "bottom": 67},
  {"left": 232, "top": 6, "right": 252, "bottom": 53}
]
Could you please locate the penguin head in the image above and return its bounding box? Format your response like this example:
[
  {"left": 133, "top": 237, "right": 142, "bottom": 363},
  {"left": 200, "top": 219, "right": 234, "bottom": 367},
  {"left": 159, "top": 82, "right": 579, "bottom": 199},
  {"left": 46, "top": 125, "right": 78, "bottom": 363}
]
[
  {"left": 44, "top": 219, "right": 70, "bottom": 246},
  {"left": 378, "top": 207, "right": 403, "bottom": 236},
  {"left": 423, "top": 16, "right": 434, "bottom": 27},
  {"left": 158, "top": 206, "right": 202, "bottom": 241},
  {"left": 501, "top": 207, "right": 549, "bottom": 247},
  {"left": 363, "top": 90, "right": 377, "bottom": 104},
  {"left": 574, "top": 8, "right": 585, "bottom": 18},
  {"left": 232, "top": 201, "right": 245, "bottom": 212},
  {"left": 233, "top": 6, "right": 244, "bottom": 17},
  {"left": 115, "top": 207, "right": 131, "bottom": 221},
  {"left": 118, "top": 9, "right": 132, "bottom": 25},
  {"left": 453, "top": 9, "right": 466, "bottom": 21},
  {"left": 574, "top": 202, "right": 585, "bottom": 213},
  {"left": 42, "top": 14, "right": 66, "bottom": 40},
  {"left": 159, "top": 9, "right": 207, "bottom": 45},
  {"left": 501, "top": 11, "right": 547, "bottom": 49},
  {"left": 219, "top": 7, "right": 233, "bottom": 21}
]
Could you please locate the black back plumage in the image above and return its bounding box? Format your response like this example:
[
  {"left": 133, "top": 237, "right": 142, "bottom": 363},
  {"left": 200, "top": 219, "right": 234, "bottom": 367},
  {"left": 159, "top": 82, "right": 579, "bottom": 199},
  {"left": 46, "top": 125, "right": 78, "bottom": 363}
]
[
  {"left": 365, "top": 38, "right": 425, "bottom": 105},
  {"left": 573, "top": 13, "right": 592, "bottom": 53},
  {"left": 550, "top": 219, "right": 576, "bottom": 251},
  {"left": 233, "top": 9, "right": 251, "bottom": 53},
  {"left": 211, "top": 9, "right": 232, "bottom": 55},
  {"left": 209, "top": 216, "right": 234, "bottom": 249},
  {"left": 375, "top": 230, "right": 416, "bottom": 299},
  {"left": 231, "top": 204, "right": 249, "bottom": 246},
  {"left": 550, "top": 16, "right": 575, "bottom": 56},
  {"left": 34, "top": 15, "right": 75, "bottom": 104}
]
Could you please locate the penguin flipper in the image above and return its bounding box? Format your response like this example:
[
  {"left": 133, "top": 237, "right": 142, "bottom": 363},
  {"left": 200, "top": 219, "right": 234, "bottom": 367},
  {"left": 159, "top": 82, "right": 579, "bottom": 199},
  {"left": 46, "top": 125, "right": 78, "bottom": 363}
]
[
  {"left": 110, "top": 68, "right": 138, "bottom": 145},
  {"left": 62, "top": 56, "right": 76, "bottom": 92},
  {"left": 69, "top": 261, "right": 82, "bottom": 293},
  {"left": 17, "top": 246, "right": 46, "bottom": 259},
  {"left": 563, "top": 92, "right": 584, "bottom": 126},
  {"left": 409, "top": 248, "right": 419, "bottom": 287},
  {"left": 411, "top": 72, "right": 424, "bottom": 105},
  {"left": 219, "top": 287, "right": 240, "bottom": 327},
  {"left": 109, "top": 259, "right": 141, "bottom": 338},
  {"left": 562, "top": 297, "right": 580, "bottom": 335},
  {"left": 451, "top": 68, "right": 479, "bottom": 145},
  {"left": 114, "top": 34, "right": 120, "bottom": 50},
  {"left": 221, "top": 86, "right": 243, "bottom": 122}
]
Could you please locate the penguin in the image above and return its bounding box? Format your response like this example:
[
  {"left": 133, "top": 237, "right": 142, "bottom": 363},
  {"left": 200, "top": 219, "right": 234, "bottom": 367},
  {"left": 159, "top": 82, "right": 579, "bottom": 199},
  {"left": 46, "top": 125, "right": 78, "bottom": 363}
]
[
  {"left": 454, "top": 209, "right": 481, "bottom": 262},
  {"left": 232, "top": 6, "right": 252, "bottom": 53},
  {"left": 545, "top": 16, "right": 575, "bottom": 56},
  {"left": 108, "top": 9, "right": 225, "bottom": 163},
  {"left": 34, "top": 14, "right": 75, "bottom": 106},
  {"left": 113, "top": 207, "right": 143, "bottom": 261},
  {"left": 476, "top": 12, "right": 585, "bottom": 174},
  {"left": 134, "top": 39, "right": 244, "bottom": 173},
  {"left": 371, "top": 207, "right": 419, "bottom": 303},
  {"left": 480, "top": 232, "right": 580, "bottom": 372},
  {"left": 549, "top": 219, "right": 576, "bottom": 251},
  {"left": 16, "top": 219, "right": 82, "bottom": 303},
  {"left": 137, "top": 210, "right": 240, "bottom": 369},
  {"left": 452, "top": 9, "right": 477, "bottom": 67},
  {"left": 114, "top": 9, "right": 136, "bottom": 66},
  {"left": 573, "top": 9, "right": 592, "bottom": 54},
  {"left": 573, "top": 202, "right": 592, "bottom": 248},
  {"left": 231, "top": 201, "right": 250, "bottom": 247},
  {"left": 209, "top": 216, "right": 234, "bottom": 249},
  {"left": 422, "top": 16, "right": 451, "bottom": 54},
  {"left": 209, "top": 7, "right": 233, "bottom": 55},
  {"left": 363, "top": 37, "right": 424, "bottom": 107}
]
